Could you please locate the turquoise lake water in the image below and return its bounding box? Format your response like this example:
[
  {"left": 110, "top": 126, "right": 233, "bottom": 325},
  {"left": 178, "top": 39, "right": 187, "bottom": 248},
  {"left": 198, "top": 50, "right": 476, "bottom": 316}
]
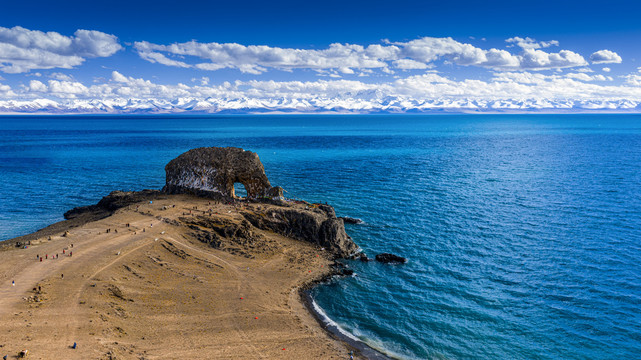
[{"left": 1, "top": 115, "right": 640, "bottom": 359}]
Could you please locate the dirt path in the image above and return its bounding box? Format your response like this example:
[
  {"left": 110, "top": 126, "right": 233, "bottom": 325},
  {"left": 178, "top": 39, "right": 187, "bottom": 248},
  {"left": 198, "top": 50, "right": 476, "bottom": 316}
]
[{"left": 166, "top": 235, "right": 267, "bottom": 359}]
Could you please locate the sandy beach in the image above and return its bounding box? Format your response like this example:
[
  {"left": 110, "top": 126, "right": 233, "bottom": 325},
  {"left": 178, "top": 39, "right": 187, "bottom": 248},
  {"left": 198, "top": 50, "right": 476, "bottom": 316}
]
[{"left": 0, "top": 194, "right": 359, "bottom": 359}]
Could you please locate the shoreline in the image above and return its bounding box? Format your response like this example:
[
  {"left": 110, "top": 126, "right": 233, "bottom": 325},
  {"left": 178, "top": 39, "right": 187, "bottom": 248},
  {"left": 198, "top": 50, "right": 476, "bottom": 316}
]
[
  {"left": 300, "top": 284, "right": 395, "bottom": 360},
  {"left": 0, "top": 193, "right": 378, "bottom": 359}
]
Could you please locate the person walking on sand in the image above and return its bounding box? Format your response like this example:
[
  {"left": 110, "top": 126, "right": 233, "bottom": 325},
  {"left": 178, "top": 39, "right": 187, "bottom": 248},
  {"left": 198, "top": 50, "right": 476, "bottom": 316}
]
[
  {"left": 12, "top": 280, "right": 15, "bottom": 286},
  {"left": 61, "top": 274, "right": 64, "bottom": 279}
]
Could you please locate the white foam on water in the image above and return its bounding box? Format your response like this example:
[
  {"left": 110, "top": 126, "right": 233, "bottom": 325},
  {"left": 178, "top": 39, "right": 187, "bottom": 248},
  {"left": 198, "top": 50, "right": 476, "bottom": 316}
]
[
  {"left": 311, "top": 298, "right": 360, "bottom": 342},
  {"left": 311, "top": 297, "right": 414, "bottom": 360}
]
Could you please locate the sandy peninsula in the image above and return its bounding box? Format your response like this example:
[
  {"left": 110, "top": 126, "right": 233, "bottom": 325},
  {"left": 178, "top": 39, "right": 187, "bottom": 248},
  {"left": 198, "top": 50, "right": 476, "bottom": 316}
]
[{"left": 0, "top": 193, "right": 364, "bottom": 359}]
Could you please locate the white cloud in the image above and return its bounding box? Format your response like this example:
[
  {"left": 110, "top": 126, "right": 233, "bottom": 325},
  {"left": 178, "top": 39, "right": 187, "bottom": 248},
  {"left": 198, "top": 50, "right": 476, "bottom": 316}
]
[
  {"left": 0, "top": 26, "right": 122, "bottom": 73},
  {"left": 111, "top": 71, "right": 129, "bottom": 83},
  {"left": 47, "top": 80, "right": 89, "bottom": 97},
  {"left": 565, "top": 73, "right": 611, "bottom": 82},
  {"left": 49, "top": 72, "right": 73, "bottom": 81},
  {"left": 393, "top": 59, "right": 431, "bottom": 69},
  {"left": 135, "top": 40, "right": 389, "bottom": 74},
  {"left": 71, "top": 30, "right": 122, "bottom": 57},
  {"left": 28, "top": 80, "right": 48, "bottom": 92},
  {"left": 519, "top": 49, "right": 588, "bottom": 70},
  {"left": 506, "top": 37, "right": 559, "bottom": 49},
  {"left": 624, "top": 74, "right": 641, "bottom": 86},
  {"left": 0, "top": 83, "right": 12, "bottom": 94},
  {"left": 134, "top": 36, "right": 591, "bottom": 74},
  {"left": 602, "top": 67, "right": 611, "bottom": 73},
  {"left": 590, "top": 50, "right": 622, "bottom": 64}
]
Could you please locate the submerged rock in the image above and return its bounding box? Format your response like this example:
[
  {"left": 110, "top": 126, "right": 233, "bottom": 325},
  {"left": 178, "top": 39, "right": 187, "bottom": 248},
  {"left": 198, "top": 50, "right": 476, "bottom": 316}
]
[
  {"left": 358, "top": 253, "right": 370, "bottom": 262},
  {"left": 350, "top": 252, "right": 370, "bottom": 262},
  {"left": 163, "top": 147, "right": 284, "bottom": 200},
  {"left": 375, "top": 253, "right": 407, "bottom": 264}
]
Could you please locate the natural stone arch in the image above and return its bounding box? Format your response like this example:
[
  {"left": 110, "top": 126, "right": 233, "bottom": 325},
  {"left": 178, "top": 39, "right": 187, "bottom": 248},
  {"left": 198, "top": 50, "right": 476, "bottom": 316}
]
[
  {"left": 163, "top": 147, "right": 284, "bottom": 200},
  {"left": 232, "top": 182, "right": 248, "bottom": 198}
]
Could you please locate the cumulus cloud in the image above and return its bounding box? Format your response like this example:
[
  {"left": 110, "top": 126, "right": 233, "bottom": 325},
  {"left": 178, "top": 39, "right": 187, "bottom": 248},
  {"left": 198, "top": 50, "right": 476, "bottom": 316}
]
[
  {"left": 0, "top": 83, "right": 13, "bottom": 95},
  {"left": 565, "top": 73, "right": 611, "bottom": 82},
  {"left": 506, "top": 37, "right": 559, "bottom": 49},
  {"left": 28, "top": 80, "right": 48, "bottom": 92},
  {"left": 0, "top": 26, "right": 122, "bottom": 73},
  {"left": 135, "top": 40, "right": 389, "bottom": 74},
  {"left": 393, "top": 59, "right": 431, "bottom": 69},
  {"left": 134, "top": 36, "right": 591, "bottom": 74},
  {"left": 49, "top": 72, "right": 74, "bottom": 81},
  {"left": 624, "top": 74, "right": 641, "bottom": 86},
  {"left": 47, "top": 80, "right": 89, "bottom": 97},
  {"left": 602, "top": 67, "right": 611, "bottom": 72},
  {"left": 519, "top": 49, "right": 588, "bottom": 69},
  {"left": 590, "top": 50, "right": 622, "bottom": 64}
]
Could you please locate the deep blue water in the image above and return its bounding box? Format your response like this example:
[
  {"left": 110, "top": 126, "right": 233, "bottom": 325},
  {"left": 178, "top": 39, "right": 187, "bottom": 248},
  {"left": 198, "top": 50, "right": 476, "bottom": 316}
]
[{"left": 1, "top": 115, "right": 640, "bottom": 359}]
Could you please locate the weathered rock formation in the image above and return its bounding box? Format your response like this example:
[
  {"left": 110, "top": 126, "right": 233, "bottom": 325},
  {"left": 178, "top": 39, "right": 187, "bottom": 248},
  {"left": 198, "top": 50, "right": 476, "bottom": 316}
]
[
  {"left": 180, "top": 215, "right": 277, "bottom": 259},
  {"left": 241, "top": 204, "right": 359, "bottom": 257},
  {"left": 163, "top": 147, "right": 283, "bottom": 200},
  {"left": 161, "top": 147, "right": 358, "bottom": 257}
]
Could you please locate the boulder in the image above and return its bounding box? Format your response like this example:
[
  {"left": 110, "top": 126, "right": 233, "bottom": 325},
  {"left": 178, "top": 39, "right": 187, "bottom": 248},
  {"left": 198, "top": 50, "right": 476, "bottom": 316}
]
[
  {"left": 338, "top": 216, "right": 363, "bottom": 224},
  {"left": 358, "top": 253, "right": 370, "bottom": 262},
  {"left": 163, "top": 147, "right": 283, "bottom": 200},
  {"left": 375, "top": 253, "right": 407, "bottom": 264}
]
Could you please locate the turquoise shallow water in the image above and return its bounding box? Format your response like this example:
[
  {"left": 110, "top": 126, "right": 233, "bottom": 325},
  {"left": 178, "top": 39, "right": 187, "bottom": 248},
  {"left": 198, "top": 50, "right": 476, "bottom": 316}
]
[{"left": 1, "top": 115, "right": 640, "bottom": 359}]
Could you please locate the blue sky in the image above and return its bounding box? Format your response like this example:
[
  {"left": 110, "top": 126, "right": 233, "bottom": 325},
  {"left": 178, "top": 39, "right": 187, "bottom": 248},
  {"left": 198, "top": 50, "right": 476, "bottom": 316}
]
[{"left": 1, "top": 0, "right": 640, "bottom": 112}]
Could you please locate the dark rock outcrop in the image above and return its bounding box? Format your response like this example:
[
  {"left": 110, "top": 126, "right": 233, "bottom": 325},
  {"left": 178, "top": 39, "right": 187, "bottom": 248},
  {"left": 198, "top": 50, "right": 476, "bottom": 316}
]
[
  {"left": 375, "top": 253, "right": 407, "bottom": 264},
  {"left": 181, "top": 216, "right": 273, "bottom": 258},
  {"left": 163, "top": 147, "right": 284, "bottom": 200},
  {"left": 338, "top": 216, "right": 364, "bottom": 224},
  {"left": 241, "top": 205, "right": 359, "bottom": 258},
  {"left": 64, "top": 190, "right": 162, "bottom": 220},
  {"left": 355, "top": 253, "right": 370, "bottom": 262}
]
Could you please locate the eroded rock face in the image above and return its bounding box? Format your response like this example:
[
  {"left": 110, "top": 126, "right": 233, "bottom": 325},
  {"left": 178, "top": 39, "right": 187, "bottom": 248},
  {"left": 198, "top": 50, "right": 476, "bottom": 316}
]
[
  {"left": 241, "top": 205, "right": 359, "bottom": 257},
  {"left": 163, "top": 147, "right": 284, "bottom": 200}
]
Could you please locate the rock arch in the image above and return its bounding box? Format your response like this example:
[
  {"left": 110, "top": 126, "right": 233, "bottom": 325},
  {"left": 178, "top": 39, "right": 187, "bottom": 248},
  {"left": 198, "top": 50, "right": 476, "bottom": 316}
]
[{"left": 163, "top": 147, "right": 284, "bottom": 200}]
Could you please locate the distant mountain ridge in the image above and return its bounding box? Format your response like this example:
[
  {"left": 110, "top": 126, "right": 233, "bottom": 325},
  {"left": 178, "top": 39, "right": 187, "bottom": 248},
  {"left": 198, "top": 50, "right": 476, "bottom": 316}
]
[{"left": 1, "top": 96, "right": 640, "bottom": 114}]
